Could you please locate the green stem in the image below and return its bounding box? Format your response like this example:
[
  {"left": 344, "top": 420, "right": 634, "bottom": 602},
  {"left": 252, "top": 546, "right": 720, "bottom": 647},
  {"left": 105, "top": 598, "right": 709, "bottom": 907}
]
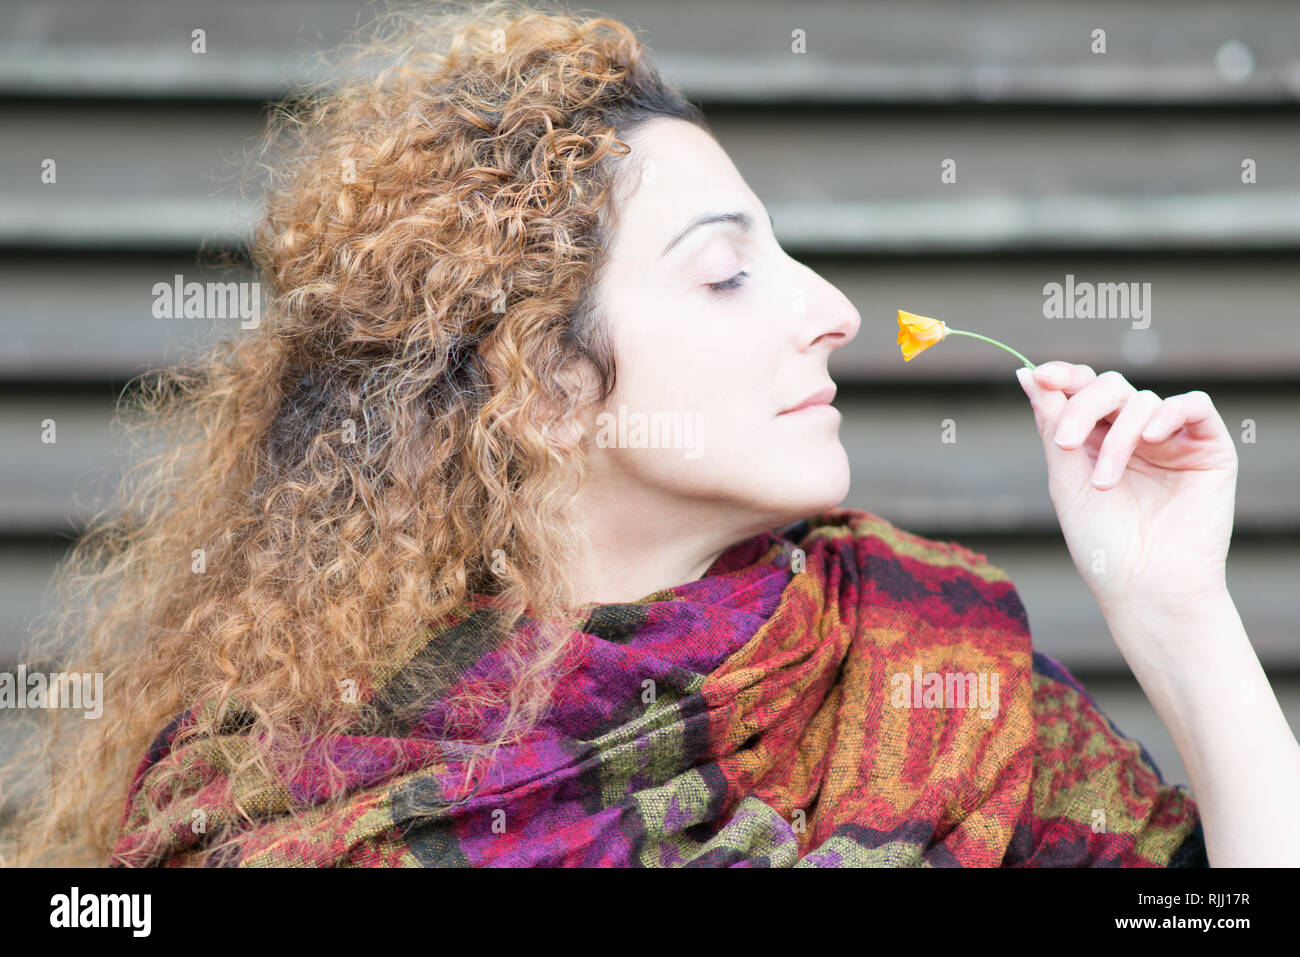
[{"left": 944, "top": 328, "right": 1036, "bottom": 369}]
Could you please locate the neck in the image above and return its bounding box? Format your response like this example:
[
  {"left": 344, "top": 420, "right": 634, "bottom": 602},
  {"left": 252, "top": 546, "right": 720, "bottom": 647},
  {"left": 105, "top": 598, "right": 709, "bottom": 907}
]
[{"left": 566, "top": 481, "right": 771, "bottom": 607}]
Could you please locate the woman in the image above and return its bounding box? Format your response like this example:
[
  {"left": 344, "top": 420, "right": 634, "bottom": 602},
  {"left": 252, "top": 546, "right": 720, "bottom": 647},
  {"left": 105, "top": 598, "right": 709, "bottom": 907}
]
[{"left": 3, "top": 0, "right": 1296, "bottom": 867}]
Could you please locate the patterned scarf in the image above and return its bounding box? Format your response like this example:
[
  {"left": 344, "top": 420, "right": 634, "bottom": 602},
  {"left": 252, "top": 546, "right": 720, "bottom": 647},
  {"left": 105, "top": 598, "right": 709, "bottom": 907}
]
[{"left": 110, "top": 508, "right": 1206, "bottom": 866}]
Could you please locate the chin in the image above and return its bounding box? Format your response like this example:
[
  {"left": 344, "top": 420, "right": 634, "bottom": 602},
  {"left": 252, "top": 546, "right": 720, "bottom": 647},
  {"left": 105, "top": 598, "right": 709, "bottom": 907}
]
[
  {"left": 770, "top": 475, "right": 851, "bottom": 524},
  {"left": 811, "top": 481, "right": 851, "bottom": 515},
  {"left": 806, "top": 446, "right": 851, "bottom": 501},
  {"left": 735, "top": 443, "right": 850, "bottom": 521}
]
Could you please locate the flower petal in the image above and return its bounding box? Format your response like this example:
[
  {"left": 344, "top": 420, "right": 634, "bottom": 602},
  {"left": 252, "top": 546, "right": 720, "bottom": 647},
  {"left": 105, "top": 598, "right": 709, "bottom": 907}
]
[{"left": 897, "top": 309, "right": 947, "bottom": 362}]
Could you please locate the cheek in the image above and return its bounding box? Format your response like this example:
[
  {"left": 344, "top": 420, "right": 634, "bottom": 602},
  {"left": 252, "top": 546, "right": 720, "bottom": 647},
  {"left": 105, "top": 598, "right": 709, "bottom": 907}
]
[{"left": 603, "top": 297, "right": 789, "bottom": 449}]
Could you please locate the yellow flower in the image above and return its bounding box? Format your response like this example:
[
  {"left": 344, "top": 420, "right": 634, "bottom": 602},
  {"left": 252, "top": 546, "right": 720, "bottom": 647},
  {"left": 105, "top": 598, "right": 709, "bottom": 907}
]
[
  {"left": 897, "top": 310, "right": 948, "bottom": 362},
  {"left": 896, "top": 308, "right": 1037, "bottom": 369}
]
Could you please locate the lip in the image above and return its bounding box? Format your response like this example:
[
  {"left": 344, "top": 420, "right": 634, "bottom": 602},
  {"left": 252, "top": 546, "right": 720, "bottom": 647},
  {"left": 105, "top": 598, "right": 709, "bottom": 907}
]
[{"left": 778, "top": 384, "right": 837, "bottom": 415}]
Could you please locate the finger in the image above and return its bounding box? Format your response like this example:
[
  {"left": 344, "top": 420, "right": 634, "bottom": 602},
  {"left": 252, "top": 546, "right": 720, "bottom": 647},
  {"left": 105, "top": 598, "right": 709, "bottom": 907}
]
[
  {"left": 1016, "top": 366, "right": 1095, "bottom": 495},
  {"left": 1141, "top": 390, "right": 1225, "bottom": 443},
  {"left": 1032, "top": 361, "right": 1098, "bottom": 395},
  {"left": 1020, "top": 360, "right": 1098, "bottom": 442},
  {"left": 1090, "top": 389, "right": 1164, "bottom": 488},
  {"left": 1052, "top": 370, "right": 1137, "bottom": 449},
  {"left": 1140, "top": 395, "right": 1186, "bottom": 442}
]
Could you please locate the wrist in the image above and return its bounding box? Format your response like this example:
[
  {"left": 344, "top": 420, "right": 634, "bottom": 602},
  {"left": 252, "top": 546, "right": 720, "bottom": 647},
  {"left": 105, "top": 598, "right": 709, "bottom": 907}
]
[
  {"left": 1100, "top": 586, "right": 1242, "bottom": 675},
  {"left": 1098, "top": 579, "right": 1231, "bottom": 632}
]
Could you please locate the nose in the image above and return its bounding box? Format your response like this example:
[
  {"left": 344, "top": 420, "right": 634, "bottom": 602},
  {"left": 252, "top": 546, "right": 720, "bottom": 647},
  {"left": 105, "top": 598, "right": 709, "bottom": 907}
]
[{"left": 804, "top": 269, "right": 861, "bottom": 351}]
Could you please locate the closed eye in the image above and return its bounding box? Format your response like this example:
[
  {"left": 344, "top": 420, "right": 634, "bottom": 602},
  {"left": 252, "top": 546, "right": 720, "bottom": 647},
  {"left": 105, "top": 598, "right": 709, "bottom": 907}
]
[{"left": 707, "top": 270, "right": 750, "bottom": 293}]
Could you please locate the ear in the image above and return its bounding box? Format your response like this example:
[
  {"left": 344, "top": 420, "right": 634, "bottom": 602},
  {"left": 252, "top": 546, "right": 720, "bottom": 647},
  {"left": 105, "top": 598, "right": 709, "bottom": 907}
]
[
  {"left": 475, "top": 334, "right": 507, "bottom": 393},
  {"left": 475, "top": 336, "right": 594, "bottom": 451}
]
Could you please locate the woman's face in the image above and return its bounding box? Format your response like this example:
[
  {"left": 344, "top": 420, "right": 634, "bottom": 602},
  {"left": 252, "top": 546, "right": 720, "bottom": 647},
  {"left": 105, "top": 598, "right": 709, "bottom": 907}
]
[{"left": 579, "top": 117, "right": 861, "bottom": 538}]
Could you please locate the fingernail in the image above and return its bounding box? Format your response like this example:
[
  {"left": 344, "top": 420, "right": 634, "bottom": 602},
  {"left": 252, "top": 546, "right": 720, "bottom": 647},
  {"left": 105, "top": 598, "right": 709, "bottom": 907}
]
[{"left": 1054, "top": 423, "right": 1078, "bottom": 445}]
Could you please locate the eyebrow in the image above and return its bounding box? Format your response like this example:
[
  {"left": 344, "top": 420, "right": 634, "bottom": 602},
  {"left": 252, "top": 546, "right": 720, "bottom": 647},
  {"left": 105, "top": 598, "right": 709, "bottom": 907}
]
[{"left": 660, "top": 209, "right": 774, "bottom": 258}]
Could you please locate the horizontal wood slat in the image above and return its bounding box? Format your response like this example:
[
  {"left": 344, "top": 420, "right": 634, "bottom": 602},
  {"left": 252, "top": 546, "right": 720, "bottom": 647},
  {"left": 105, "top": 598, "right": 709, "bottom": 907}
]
[
  {"left": 4, "top": 254, "right": 1297, "bottom": 381},
  {"left": 822, "top": 256, "right": 1300, "bottom": 381},
  {"left": 3, "top": 102, "right": 1300, "bottom": 250},
  {"left": 837, "top": 392, "right": 1299, "bottom": 533},
  {"left": 0, "top": 391, "right": 1293, "bottom": 534},
  {"left": 1, "top": 0, "right": 1298, "bottom": 104}
]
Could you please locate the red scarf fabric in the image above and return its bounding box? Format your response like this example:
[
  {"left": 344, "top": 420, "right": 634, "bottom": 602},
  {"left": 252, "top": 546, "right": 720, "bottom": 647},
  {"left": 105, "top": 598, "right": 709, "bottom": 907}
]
[{"left": 111, "top": 508, "right": 1206, "bottom": 866}]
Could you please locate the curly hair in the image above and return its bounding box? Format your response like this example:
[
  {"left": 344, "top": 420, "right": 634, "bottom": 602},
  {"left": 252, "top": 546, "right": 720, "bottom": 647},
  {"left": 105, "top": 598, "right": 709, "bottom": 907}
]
[{"left": 0, "top": 0, "right": 707, "bottom": 866}]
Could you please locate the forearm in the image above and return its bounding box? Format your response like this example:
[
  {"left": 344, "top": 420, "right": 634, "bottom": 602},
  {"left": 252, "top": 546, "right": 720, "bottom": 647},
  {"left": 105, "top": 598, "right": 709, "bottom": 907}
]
[{"left": 1103, "top": 592, "right": 1300, "bottom": 866}]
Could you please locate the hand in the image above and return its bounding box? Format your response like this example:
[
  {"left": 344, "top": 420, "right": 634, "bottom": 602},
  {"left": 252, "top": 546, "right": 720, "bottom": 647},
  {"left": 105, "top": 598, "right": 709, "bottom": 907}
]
[{"left": 1016, "top": 362, "right": 1238, "bottom": 624}]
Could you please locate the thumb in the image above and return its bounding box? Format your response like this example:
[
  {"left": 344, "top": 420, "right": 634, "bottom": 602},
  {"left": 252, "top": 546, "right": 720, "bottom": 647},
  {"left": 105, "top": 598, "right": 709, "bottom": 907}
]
[{"left": 1015, "top": 366, "right": 1093, "bottom": 497}]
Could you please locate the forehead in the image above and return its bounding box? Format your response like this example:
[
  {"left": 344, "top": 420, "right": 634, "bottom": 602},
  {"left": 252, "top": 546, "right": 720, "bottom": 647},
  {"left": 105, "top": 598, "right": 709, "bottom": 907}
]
[
  {"left": 622, "top": 117, "right": 732, "bottom": 181},
  {"left": 611, "top": 118, "right": 755, "bottom": 243}
]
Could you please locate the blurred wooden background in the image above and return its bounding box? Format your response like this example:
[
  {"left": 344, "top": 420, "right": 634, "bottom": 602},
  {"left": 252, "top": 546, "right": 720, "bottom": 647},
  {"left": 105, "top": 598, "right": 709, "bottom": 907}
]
[{"left": 1, "top": 0, "right": 1298, "bottom": 803}]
